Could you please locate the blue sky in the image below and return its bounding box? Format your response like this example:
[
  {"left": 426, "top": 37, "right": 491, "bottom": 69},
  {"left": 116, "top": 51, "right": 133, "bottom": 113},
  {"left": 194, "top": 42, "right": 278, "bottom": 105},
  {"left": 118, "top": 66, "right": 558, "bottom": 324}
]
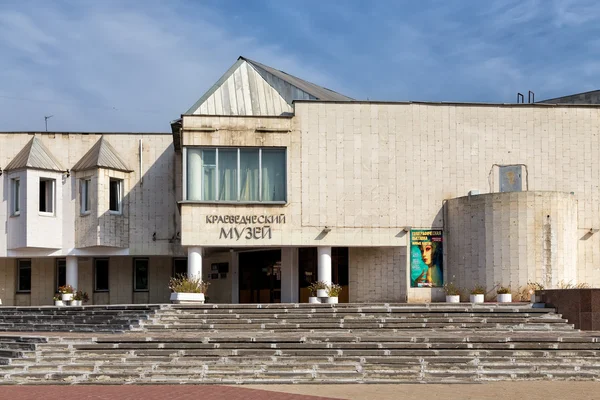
[{"left": 0, "top": 0, "right": 599, "bottom": 132}]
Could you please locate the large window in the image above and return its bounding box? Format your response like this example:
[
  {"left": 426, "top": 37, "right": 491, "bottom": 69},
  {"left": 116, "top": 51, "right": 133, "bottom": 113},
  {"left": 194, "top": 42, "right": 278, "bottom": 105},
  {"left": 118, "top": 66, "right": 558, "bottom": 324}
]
[
  {"left": 39, "top": 178, "right": 55, "bottom": 214},
  {"left": 94, "top": 259, "right": 109, "bottom": 291},
  {"left": 17, "top": 259, "right": 31, "bottom": 292},
  {"left": 109, "top": 178, "right": 122, "bottom": 214},
  {"left": 80, "top": 179, "right": 91, "bottom": 214},
  {"left": 56, "top": 259, "right": 66, "bottom": 291},
  {"left": 11, "top": 178, "right": 20, "bottom": 216},
  {"left": 186, "top": 147, "right": 286, "bottom": 202},
  {"left": 133, "top": 259, "right": 149, "bottom": 291}
]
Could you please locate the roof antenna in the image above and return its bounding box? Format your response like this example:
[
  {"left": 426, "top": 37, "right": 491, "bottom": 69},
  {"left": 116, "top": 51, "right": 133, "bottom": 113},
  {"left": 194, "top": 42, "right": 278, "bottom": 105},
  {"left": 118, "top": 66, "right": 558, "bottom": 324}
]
[{"left": 44, "top": 115, "right": 54, "bottom": 132}]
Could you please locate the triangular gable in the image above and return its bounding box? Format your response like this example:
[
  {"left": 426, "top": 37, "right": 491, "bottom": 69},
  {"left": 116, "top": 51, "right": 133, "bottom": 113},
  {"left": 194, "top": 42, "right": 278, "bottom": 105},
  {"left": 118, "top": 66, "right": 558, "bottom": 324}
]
[
  {"left": 185, "top": 56, "right": 352, "bottom": 116},
  {"left": 186, "top": 59, "right": 292, "bottom": 116},
  {"left": 4, "top": 136, "right": 64, "bottom": 172},
  {"left": 242, "top": 57, "right": 353, "bottom": 102},
  {"left": 72, "top": 136, "right": 132, "bottom": 172}
]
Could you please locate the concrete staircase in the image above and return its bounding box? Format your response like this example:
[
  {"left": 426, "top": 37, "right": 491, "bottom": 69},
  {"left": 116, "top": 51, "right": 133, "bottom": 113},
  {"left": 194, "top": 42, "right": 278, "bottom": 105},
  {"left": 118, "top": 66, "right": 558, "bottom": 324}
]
[
  {"left": 1, "top": 303, "right": 600, "bottom": 384},
  {"left": 0, "top": 305, "right": 160, "bottom": 333}
]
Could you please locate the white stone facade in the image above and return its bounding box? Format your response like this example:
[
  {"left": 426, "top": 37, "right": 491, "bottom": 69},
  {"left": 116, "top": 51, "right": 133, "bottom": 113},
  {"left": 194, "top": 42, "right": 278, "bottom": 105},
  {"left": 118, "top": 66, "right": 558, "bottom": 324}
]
[{"left": 1, "top": 76, "right": 600, "bottom": 305}]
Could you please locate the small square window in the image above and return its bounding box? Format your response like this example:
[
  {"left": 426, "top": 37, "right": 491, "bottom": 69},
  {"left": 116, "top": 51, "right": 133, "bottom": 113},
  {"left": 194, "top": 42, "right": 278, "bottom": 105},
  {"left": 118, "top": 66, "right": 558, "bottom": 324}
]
[
  {"left": 94, "top": 259, "right": 109, "bottom": 292},
  {"left": 133, "top": 259, "right": 149, "bottom": 291},
  {"left": 109, "top": 178, "right": 123, "bottom": 214},
  {"left": 56, "top": 259, "right": 66, "bottom": 291},
  {"left": 11, "top": 178, "right": 20, "bottom": 216},
  {"left": 39, "top": 178, "right": 55, "bottom": 214},
  {"left": 17, "top": 259, "right": 31, "bottom": 292},
  {"left": 80, "top": 179, "right": 91, "bottom": 214}
]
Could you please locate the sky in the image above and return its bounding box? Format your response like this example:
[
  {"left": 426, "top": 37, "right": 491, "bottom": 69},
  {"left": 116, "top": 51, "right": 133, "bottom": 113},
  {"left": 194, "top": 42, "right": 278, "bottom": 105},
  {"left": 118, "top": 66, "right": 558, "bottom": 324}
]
[{"left": 0, "top": 0, "right": 599, "bottom": 132}]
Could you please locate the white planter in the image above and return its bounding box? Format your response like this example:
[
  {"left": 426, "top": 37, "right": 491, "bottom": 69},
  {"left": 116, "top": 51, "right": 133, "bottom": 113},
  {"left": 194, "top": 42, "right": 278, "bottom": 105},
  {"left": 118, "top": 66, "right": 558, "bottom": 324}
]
[
  {"left": 308, "top": 296, "right": 320, "bottom": 304},
  {"left": 61, "top": 293, "right": 73, "bottom": 301},
  {"left": 170, "top": 292, "right": 205, "bottom": 304},
  {"left": 446, "top": 295, "right": 460, "bottom": 303},
  {"left": 326, "top": 297, "right": 338, "bottom": 304},
  {"left": 470, "top": 294, "right": 484, "bottom": 303},
  {"left": 316, "top": 289, "right": 328, "bottom": 298},
  {"left": 497, "top": 293, "right": 512, "bottom": 303},
  {"left": 72, "top": 300, "right": 82, "bottom": 306},
  {"left": 54, "top": 300, "right": 64, "bottom": 306}
]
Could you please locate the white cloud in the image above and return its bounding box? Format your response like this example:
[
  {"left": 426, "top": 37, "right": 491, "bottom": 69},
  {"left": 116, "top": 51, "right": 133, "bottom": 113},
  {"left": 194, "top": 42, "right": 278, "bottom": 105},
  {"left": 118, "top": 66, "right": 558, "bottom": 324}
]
[{"left": 0, "top": 0, "right": 345, "bottom": 132}]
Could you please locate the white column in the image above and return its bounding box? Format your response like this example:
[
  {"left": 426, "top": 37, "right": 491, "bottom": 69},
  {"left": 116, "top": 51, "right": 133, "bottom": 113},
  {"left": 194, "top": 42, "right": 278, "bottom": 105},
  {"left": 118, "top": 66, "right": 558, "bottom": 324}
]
[
  {"left": 187, "top": 149, "right": 202, "bottom": 200},
  {"left": 66, "top": 256, "right": 78, "bottom": 288},
  {"left": 281, "top": 247, "right": 299, "bottom": 303},
  {"left": 188, "top": 246, "right": 203, "bottom": 279},
  {"left": 318, "top": 247, "right": 332, "bottom": 285}
]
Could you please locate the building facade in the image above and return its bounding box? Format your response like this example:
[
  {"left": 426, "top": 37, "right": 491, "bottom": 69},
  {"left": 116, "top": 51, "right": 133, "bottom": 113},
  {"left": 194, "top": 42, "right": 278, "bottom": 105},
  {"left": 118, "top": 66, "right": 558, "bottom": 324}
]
[{"left": 0, "top": 57, "right": 598, "bottom": 305}]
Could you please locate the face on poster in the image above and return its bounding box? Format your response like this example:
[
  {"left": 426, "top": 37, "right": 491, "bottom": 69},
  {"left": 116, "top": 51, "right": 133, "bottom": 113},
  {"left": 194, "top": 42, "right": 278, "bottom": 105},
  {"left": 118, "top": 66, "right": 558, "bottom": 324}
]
[{"left": 410, "top": 229, "right": 443, "bottom": 288}]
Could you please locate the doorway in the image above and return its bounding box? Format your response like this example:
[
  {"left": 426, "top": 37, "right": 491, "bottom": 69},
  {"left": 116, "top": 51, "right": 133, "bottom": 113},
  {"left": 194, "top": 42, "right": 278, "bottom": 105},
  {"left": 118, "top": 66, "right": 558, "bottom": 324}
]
[
  {"left": 239, "top": 249, "right": 281, "bottom": 303},
  {"left": 298, "top": 247, "right": 349, "bottom": 303}
]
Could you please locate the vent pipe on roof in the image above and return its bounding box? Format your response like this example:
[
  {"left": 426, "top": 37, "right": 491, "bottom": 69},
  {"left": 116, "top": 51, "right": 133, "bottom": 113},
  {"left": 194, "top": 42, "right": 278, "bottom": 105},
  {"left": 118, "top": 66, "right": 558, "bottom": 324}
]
[
  {"left": 517, "top": 93, "right": 524, "bottom": 103},
  {"left": 528, "top": 91, "right": 535, "bottom": 103}
]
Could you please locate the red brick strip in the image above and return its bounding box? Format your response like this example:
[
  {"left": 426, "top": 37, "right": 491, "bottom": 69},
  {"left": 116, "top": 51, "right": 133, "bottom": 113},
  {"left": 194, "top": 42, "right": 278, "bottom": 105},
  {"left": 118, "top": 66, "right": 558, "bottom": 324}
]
[{"left": 0, "top": 385, "right": 341, "bottom": 400}]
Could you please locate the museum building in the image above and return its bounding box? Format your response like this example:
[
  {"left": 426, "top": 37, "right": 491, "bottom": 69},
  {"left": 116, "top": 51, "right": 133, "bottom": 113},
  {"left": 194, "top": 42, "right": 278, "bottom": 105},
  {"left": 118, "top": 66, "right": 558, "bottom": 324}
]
[{"left": 0, "top": 56, "right": 599, "bottom": 306}]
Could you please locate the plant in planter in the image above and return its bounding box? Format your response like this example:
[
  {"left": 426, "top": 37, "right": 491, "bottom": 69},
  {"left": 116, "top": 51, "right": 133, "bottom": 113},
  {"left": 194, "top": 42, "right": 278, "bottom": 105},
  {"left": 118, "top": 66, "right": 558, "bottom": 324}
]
[
  {"left": 526, "top": 281, "right": 544, "bottom": 303},
  {"left": 314, "top": 281, "right": 329, "bottom": 298},
  {"left": 307, "top": 282, "right": 320, "bottom": 304},
  {"left": 169, "top": 274, "right": 210, "bottom": 304},
  {"left": 497, "top": 286, "right": 512, "bottom": 303},
  {"left": 326, "top": 284, "right": 342, "bottom": 304},
  {"left": 58, "top": 285, "right": 74, "bottom": 302},
  {"left": 72, "top": 290, "right": 89, "bottom": 306},
  {"left": 53, "top": 294, "right": 64, "bottom": 307},
  {"left": 469, "top": 284, "right": 486, "bottom": 303},
  {"left": 443, "top": 282, "right": 462, "bottom": 303}
]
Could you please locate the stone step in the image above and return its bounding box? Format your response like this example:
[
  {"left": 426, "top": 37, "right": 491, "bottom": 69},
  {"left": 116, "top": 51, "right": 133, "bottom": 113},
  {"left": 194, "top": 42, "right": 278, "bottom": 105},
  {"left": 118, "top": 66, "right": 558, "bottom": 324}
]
[
  {"left": 149, "top": 317, "right": 568, "bottom": 325},
  {"left": 62, "top": 341, "right": 600, "bottom": 352}
]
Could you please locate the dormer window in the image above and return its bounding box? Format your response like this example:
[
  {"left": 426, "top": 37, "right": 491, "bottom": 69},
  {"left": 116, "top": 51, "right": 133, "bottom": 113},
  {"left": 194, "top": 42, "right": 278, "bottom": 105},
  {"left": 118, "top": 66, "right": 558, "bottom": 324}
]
[
  {"left": 39, "top": 178, "right": 55, "bottom": 214},
  {"left": 80, "top": 178, "right": 91, "bottom": 214},
  {"left": 11, "top": 178, "right": 20, "bottom": 216},
  {"left": 109, "top": 178, "right": 123, "bottom": 214}
]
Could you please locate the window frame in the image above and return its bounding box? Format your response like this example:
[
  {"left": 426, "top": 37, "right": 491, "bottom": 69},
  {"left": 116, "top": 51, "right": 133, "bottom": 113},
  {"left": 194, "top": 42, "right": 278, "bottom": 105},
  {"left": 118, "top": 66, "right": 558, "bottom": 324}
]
[
  {"left": 108, "top": 178, "right": 123, "bottom": 214},
  {"left": 39, "top": 177, "right": 55, "bottom": 215},
  {"left": 133, "top": 258, "right": 149, "bottom": 292},
  {"left": 11, "top": 178, "right": 20, "bottom": 216},
  {"left": 56, "top": 259, "right": 66, "bottom": 292},
  {"left": 185, "top": 146, "right": 287, "bottom": 204},
  {"left": 94, "top": 258, "right": 110, "bottom": 292},
  {"left": 17, "top": 259, "right": 32, "bottom": 293},
  {"left": 80, "top": 178, "right": 91, "bottom": 215}
]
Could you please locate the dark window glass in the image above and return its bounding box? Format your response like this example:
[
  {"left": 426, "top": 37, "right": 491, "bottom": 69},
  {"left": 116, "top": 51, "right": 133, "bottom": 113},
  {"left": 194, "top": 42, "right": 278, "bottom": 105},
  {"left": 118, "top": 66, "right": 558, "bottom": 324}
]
[
  {"left": 95, "top": 259, "right": 109, "bottom": 291},
  {"left": 109, "top": 179, "right": 121, "bottom": 212},
  {"left": 56, "top": 259, "right": 66, "bottom": 291},
  {"left": 39, "top": 179, "right": 54, "bottom": 213},
  {"left": 17, "top": 260, "right": 32, "bottom": 292},
  {"left": 134, "top": 259, "right": 149, "bottom": 291},
  {"left": 173, "top": 259, "right": 187, "bottom": 277}
]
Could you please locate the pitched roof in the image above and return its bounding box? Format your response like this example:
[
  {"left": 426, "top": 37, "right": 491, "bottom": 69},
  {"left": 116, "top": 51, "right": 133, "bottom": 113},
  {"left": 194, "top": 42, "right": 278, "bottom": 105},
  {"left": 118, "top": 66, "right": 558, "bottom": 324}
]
[
  {"left": 241, "top": 57, "right": 353, "bottom": 102},
  {"left": 185, "top": 56, "right": 353, "bottom": 115},
  {"left": 72, "top": 136, "right": 132, "bottom": 172},
  {"left": 4, "top": 136, "right": 64, "bottom": 172}
]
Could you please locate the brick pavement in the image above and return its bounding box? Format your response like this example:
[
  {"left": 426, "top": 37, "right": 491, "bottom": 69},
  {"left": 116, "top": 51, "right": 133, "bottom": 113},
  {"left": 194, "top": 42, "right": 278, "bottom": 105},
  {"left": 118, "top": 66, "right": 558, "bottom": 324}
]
[{"left": 0, "top": 385, "right": 341, "bottom": 400}]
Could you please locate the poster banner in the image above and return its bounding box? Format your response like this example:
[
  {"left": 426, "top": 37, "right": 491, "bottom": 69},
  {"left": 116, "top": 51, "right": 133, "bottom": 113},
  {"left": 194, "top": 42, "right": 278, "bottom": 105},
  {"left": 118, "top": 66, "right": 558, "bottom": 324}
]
[{"left": 410, "top": 229, "right": 443, "bottom": 288}]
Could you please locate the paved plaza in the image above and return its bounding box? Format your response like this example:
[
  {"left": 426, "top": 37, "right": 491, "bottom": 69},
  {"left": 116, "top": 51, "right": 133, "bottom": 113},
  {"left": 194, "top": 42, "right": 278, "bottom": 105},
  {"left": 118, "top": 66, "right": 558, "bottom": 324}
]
[{"left": 2, "top": 382, "right": 600, "bottom": 400}]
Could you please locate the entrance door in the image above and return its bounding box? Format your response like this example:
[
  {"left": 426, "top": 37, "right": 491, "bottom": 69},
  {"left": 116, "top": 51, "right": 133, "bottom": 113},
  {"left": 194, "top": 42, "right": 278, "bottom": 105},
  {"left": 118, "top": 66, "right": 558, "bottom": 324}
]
[{"left": 239, "top": 250, "right": 281, "bottom": 303}]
